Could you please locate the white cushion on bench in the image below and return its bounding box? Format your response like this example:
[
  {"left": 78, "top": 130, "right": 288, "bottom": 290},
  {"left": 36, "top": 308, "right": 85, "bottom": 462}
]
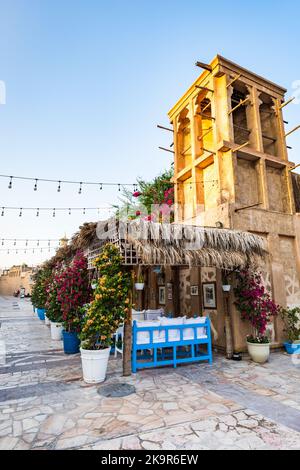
[
  {"left": 136, "top": 321, "right": 161, "bottom": 344},
  {"left": 160, "top": 317, "right": 184, "bottom": 342},
  {"left": 183, "top": 316, "right": 207, "bottom": 340}
]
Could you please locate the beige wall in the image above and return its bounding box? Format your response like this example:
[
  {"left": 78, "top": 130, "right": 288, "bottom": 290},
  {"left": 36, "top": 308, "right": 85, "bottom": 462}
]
[{"left": 0, "top": 271, "right": 33, "bottom": 296}]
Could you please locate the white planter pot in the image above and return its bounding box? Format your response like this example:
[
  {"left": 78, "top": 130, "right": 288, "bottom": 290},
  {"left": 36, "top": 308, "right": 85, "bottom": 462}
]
[
  {"left": 45, "top": 315, "right": 50, "bottom": 326},
  {"left": 247, "top": 341, "right": 270, "bottom": 364},
  {"left": 80, "top": 347, "right": 111, "bottom": 384},
  {"left": 135, "top": 283, "right": 144, "bottom": 291},
  {"left": 222, "top": 285, "right": 231, "bottom": 292},
  {"left": 50, "top": 322, "right": 63, "bottom": 341}
]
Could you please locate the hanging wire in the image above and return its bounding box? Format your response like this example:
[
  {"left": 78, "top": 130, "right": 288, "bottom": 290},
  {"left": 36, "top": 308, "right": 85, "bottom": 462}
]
[{"left": 0, "top": 174, "right": 137, "bottom": 190}]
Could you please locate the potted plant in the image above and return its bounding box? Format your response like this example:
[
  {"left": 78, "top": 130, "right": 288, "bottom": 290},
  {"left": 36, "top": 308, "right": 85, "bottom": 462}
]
[
  {"left": 31, "top": 267, "right": 51, "bottom": 321},
  {"left": 45, "top": 268, "right": 64, "bottom": 341},
  {"left": 79, "top": 243, "right": 131, "bottom": 383},
  {"left": 135, "top": 273, "right": 144, "bottom": 291},
  {"left": 280, "top": 306, "right": 300, "bottom": 354},
  {"left": 56, "top": 253, "right": 91, "bottom": 354},
  {"left": 235, "top": 269, "right": 280, "bottom": 363}
]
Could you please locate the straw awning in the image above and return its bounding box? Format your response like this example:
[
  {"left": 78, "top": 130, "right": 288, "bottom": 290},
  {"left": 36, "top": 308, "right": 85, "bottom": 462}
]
[{"left": 86, "top": 219, "right": 267, "bottom": 270}]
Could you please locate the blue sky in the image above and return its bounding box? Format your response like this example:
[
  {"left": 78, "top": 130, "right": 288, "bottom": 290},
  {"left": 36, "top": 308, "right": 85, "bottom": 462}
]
[{"left": 0, "top": 0, "right": 299, "bottom": 267}]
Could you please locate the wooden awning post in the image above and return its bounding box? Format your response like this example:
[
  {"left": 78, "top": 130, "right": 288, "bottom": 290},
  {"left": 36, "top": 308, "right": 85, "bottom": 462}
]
[
  {"left": 224, "top": 292, "right": 233, "bottom": 360},
  {"left": 123, "top": 269, "right": 134, "bottom": 377}
]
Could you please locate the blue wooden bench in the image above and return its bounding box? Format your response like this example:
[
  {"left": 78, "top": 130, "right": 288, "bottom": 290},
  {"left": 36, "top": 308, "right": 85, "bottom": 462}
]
[{"left": 132, "top": 318, "right": 213, "bottom": 373}]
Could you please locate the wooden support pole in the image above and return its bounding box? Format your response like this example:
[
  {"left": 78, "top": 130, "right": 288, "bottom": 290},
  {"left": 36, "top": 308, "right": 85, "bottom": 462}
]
[
  {"left": 289, "top": 163, "right": 300, "bottom": 172},
  {"left": 262, "top": 134, "right": 277, "bottom": 142},
  {"left": 226, "top": 73, "right": 242, "bottom": 89},
  {"left": 123, "top": 270, "right": 134, "bottom": 377},
  {"left": 235, "top": 202, "right": 262, "bottom": 212},
  {"left": 158, "top": 146, "right": 175, "bottom": 154},
  {"left": 195, "top": 61, "right": 212, "bottom": 72},
  {"left": 285, "top": 124, "right": 300, "bottom": 138},
  {"left": 228, "top": 97, "right": 250, "bottom": 115},
  {"left": 279, "top": 97, "right": 295, "bottom": 110},
  {"left": 197, "top": 127, "right": 213, "bottom": 141},
  {"left": 197, "top": 112, "right": 215, "bottom": 121},
  {"left": 224, "top": 300, "right": 233, "bottom": 359},
  {"left": 231, "top": 141, "right": 250, "bottom": 153},
  {"left": 180, "top": 144, "right": 192, "bottom": 156},
  {"left": 195, "top": 85, "right": 214, "bottom": 93},
  {"left": 202, "top": 148, "right": 216, "bottom": 155},
  {"left": 157, "top": 124, "right": 174, "bottom": 133}
]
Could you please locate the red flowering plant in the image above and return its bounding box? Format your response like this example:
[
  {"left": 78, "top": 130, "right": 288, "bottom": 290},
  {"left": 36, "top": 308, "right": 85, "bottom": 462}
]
[
  {"left": 117, "top": 168, "right": 174, "bottom": 223},
  {"left": 56, "top": 252, "right": 92, "bottom": 333},
  {"left": 234, "top": 269, "right": 280, "bottom": 344}
]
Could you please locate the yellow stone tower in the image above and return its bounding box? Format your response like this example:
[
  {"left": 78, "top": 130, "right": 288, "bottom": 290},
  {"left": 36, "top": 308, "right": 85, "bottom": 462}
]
[{"left": 168, "top": 55, "right": 300, "bottom": 349}]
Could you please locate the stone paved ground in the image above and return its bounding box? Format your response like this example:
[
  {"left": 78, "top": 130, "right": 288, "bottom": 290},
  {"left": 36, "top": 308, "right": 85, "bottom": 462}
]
[{"left": 0, "top": 296, "right": 300, "bottom": 450}]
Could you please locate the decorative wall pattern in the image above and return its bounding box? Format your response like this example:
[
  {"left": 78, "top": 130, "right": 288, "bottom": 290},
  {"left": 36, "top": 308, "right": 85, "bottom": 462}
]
[
  {"left": 179, "top": 268, "right": 191, "bottom": 316},
  {"left": 280, "top": 236, "right": 300, "bottom": 307}
]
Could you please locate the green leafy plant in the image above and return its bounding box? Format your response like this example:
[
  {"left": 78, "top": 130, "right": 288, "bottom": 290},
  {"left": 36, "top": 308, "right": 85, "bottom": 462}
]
[
  {"left": 280, "top": 306, "right": 300, "bottom": 343},
  {"left": 31, "top": 266, "right": 52, "bottom": 309},
  {"left": 45, "top": 266, "right": 63, "bottom": 323},
  {"left": 117, "top": 167, "right": 174, "bottom": 222},
  {"left": 80, "top": 243, "right": 131, "bottom": 350}
]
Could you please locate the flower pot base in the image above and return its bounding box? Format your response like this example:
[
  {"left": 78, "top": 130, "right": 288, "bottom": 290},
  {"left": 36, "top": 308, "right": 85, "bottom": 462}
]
[
  {"left": 80, "top": 347, "right": 111, "bottom": 384},
  {"left": 247, "top": 341, "right": 270, "bottom": 364}
]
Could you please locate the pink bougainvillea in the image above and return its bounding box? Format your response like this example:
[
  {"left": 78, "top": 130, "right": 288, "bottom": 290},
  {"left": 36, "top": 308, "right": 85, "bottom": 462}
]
[
  {"left": 55, "top": 252, "right": 91, "bottom": 332},
  {"left": 234, "top": 269, "right": 280, "bottom": 341}
]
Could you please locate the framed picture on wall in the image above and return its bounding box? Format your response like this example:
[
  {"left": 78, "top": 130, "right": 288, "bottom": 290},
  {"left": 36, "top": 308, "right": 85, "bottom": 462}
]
[
  {"left": 158, "top": 286, "right": 166, "bottom": 305},
  {"left": 190, "top": 285, "right": 199, "bottom": 296},
  {"left": 202, "top": 282, "right": 217, "bottom": 309}
]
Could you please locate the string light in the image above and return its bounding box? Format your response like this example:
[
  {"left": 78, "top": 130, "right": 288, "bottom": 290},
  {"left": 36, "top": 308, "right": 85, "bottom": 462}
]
[
  {"left": 34, "top": 179, "right": 38, "bottom": 191},
  {"left": 0, "top": 246, "right": 58, "bottom": 253},
  {"left": 0, "top": 174, "right": 140, "bottom": 192},
  {"left": 0, "top": 206, "right": 112, "bottom": 216}
]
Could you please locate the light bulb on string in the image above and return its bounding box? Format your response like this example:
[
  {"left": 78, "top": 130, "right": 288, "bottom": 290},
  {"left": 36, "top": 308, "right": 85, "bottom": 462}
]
[
  {"left": 83, "top": 208, "right": 86, "bottom": 215},
  {"left": 37, "top": 240, "right": 39, "bottom": 247},
  {"left": 78, "top": 182, "right": 82, "bottom": 194},
  {"left": 36, "top": 208, "right": 39, "bottom": 217},
  {"left": 25, "top": 240, "right": 28, "bottom": 246},
  {"left": 8, "top": 176, "right": 13, "bottom": 189},
  {"left": 53, "top": 208, "right": 56, "bottom": 217},
  {"left": 99, "top": 184, "right": 103, "bottom": 190},
  {"left": 14, "top": 239, "right": 16, "bottom": 246},
  {"left": 69, "top": 208, "right": 71, "bottom": 215},
  {"left": 118, "top": 184, "right": 121, "bottom": 192},
  {"left": 34, "top": 179, "right": 38, "bottom": 191},
  {"left": 1, "top": 207, "right": 4, "bottom": 216},
  {"left": 19, "top": 208, "right": 22, "bottom": 217},
  {"left": 57, "top": 181, "right": 61, "bottom": 192}
]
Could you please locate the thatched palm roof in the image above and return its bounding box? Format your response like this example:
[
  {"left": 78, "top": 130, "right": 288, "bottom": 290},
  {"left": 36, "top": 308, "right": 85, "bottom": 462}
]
[
  {"left": 95, "top": 219, "right": 267, "bottom": 269},
  {"left": 70, "top": 222, "right": 98, "bottom": 251}
]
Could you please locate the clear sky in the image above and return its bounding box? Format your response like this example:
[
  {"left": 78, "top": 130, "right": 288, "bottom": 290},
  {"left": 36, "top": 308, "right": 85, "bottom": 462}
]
[{"left": 0, "top": 0, "right": 299, "bottom": 268}]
